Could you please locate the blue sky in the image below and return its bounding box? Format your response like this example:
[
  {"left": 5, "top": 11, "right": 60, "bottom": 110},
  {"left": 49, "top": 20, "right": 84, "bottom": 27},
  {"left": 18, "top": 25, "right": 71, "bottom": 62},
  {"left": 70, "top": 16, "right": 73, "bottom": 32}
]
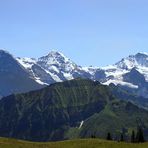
[{"left": 0, "top": 0, "right": 148, "bottom": 66}]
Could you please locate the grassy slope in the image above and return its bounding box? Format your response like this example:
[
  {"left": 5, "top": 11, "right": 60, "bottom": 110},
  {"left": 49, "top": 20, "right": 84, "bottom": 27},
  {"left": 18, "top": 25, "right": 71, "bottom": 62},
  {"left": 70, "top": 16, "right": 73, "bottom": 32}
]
[
  {"left": 0, "top": 138, "right": 147, "bottom": 148},
  {"left": 0, "top": 79, "right": 109, "bottom": 141},
  {"left": 0, "top": 79, "right": 148, "bottom": 141},
  {"left": 76, "top": 100, "right": 148, "bottom": 140}
]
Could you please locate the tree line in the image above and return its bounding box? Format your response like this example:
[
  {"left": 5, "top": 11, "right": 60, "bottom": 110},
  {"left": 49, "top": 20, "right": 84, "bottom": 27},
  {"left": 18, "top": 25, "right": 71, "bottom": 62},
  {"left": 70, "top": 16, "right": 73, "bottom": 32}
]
[{"left": 91, "top": 127, "right": 145, "bottom": 143}]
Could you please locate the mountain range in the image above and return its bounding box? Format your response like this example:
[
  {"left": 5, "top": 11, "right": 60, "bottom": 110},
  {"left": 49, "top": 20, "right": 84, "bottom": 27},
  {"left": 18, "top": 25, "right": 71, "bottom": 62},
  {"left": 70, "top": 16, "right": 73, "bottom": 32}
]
[
  {"left": 0, "top": 49, "right": 148, "bottom": 141},
  {"left": 0, "top": 49, "right": 148, "bottom": 100}
]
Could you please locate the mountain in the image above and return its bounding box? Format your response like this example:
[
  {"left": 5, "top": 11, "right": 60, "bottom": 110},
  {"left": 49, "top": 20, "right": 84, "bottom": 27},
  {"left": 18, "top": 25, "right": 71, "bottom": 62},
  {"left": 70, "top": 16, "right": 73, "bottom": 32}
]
[
  {"left": 17, "top": 51, "right": 106, "bottom": 85},
  {"left": 0, "top": 50, "right": 43, "bottom": 97},
  {"left": 18, "top": 51, "right": 148, "bottom": 85},
  {"left": 17, "top": 57, "right": 55, "bottom": 85},
  {"left": 37, "top": 51, "right": 77, "bottom": 81},
  {"left": 17, "top": 51, "right": 148, "bottom": 99},
  {"left": 0, "top": 49, "right": 148, "bottom": 102},
  {"left": 102, "top": 52, "right": 148, "bottom": 98},
  {"left": 17, "top": 51, "right": 107, "bottom": 83},
  {"left": 109, "top": 83, "right": 148, "bottom": 109},
  {"left": 0, "top": 79, "right": 148, "bottom": 141}
]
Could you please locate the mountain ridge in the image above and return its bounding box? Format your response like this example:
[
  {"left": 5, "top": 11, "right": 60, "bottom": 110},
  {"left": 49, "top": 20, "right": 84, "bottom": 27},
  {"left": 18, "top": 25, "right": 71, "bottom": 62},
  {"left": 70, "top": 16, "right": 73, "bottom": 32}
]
[
  {"left": 0, "top": 78, "right": 148, "bottom": 141},
  {"left": 0, "top": 49, "right": 148, "bottom": 99},
  {"left": 16, "top": 50, "right": 148, "bottom": 98},
  {"left": 0, "top": 50, "right": 44, "bottom": 97}
]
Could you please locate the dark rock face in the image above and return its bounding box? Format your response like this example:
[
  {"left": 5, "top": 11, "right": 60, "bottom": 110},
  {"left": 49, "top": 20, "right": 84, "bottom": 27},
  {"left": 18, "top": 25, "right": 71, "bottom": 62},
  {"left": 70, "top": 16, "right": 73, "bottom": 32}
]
[
  {"left": 0, "top": 50, "right": 43, "bottom": 96},
  {"left": 123, "top": 68, "right": 146, "bottom": 86}
]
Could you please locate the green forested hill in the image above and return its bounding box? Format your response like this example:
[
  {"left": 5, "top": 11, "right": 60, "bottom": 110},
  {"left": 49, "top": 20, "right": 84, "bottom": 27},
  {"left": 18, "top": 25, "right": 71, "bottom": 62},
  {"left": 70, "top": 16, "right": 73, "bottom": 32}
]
[{"left": 0, "top": 79, "right": 148, "bottom": 141}]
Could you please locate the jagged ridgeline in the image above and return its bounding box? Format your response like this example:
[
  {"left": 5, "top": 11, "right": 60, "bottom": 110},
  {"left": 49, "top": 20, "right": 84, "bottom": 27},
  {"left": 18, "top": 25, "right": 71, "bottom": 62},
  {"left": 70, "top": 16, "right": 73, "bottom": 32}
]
[
  {"left": 0, "top": 79, "right": 148, "bottom": 141},
  {"left": 1, "top": 50, "right": 148, "bottom": 110}
]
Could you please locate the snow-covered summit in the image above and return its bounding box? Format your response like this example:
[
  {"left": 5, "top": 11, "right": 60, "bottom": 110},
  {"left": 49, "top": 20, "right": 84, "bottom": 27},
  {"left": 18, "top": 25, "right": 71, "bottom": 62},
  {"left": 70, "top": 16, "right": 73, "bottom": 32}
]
[
  {"left": 37, "top": 51, "right": 78, "bottom": 74},
  {"left": 15, "top": 50, "right": 148, "bottom": 98},
  {"left": 1, "top": 49, "right": 148, "bottom": 98},
  {"left": 38, "top": 50, "right": 71, "bottom": 64},
  {"left": 16, "top": 51, "right": 148, "bottom": 85},
  {"left": 115, "top": 52, "right": 148, "bottom": 69},
  {"left": 111, "top": 52, "right": 148, "bottom": 81}
]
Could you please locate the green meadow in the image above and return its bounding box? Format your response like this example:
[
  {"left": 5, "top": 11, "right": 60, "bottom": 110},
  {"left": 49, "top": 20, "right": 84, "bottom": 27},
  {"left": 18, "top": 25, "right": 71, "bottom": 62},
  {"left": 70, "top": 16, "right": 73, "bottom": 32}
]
[{"left": 0, "top": 138, "right": 147, "bottom": 148}]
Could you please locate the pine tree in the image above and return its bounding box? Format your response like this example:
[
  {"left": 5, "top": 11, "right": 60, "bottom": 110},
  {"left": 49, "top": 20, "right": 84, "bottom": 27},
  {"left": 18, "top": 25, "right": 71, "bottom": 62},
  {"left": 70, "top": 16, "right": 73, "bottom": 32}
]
[
  {"left": 120, "top": 133, "right": 124, "bottom": 142},
  {"left": 91, "top": 134, "right": 96, "bottom": 138},
  {"left": 106, "top": 132, "right": 112, "bottom": 140},
  {"left": 131, "top": 130, "right": 135, "bottom": 143},
  {"left": 136, "top": 127, "right": 145, "bottom": 143}
]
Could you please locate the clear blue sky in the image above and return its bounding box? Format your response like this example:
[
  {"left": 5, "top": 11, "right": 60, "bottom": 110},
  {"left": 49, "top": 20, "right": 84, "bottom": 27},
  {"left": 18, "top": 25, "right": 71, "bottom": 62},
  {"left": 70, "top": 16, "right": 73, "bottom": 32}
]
[{"left": 0, "top": 0, "right": 148, "bottom": 67}]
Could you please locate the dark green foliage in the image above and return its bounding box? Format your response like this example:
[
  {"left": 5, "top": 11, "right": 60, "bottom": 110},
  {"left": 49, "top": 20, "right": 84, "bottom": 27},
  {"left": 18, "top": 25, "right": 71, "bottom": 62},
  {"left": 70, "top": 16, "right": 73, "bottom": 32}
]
[
  {"left": 0, "top": 79, "right": 148, "bottom": 142},
  {"left": 131, "top": 130, "right": 135, "bottom": 143},
  {"left": 120, "top": 133, "right": 124, "bottom": 142},
  {"left": 107, "top": 132, "right": 112, "bottom": 140},
  {"left": 136, "top": 127, "right": 145, "bottom": 143},
  {"left": 0, "top": 79, "right": 109, "bottom": 141},
  {"left": 91, "top": 135, "right": 96, "bottom": 138},
  {"left": 79, "top": 99, "right": 148, "bottom": 140}
]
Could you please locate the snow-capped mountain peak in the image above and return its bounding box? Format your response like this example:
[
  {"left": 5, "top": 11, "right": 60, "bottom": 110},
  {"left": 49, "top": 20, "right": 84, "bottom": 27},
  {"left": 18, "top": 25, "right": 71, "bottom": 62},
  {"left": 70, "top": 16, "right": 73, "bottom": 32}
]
[
  {"left": 46, "top": 50, "right": 70, "bottom": 63},
  {"left": 100, "top": 52, "right": 148, "bottom": 97},
  {"left": 1, "top": 49, "right": 148, "bottom": 98},
  {"left": 15, "top": 50, "right": 148, "bottom": 98},
  {"left": 38, "top": 50, "right": 73, "bottom": 65},
  {"left": 17, "top": 51, "right": 148, "bottom": 86},
  {"left": 37, "top": 50, "right": 77, "bottom": 73},
  {"left": 115, "top": 52, "right": 148, "bottom": 70}
]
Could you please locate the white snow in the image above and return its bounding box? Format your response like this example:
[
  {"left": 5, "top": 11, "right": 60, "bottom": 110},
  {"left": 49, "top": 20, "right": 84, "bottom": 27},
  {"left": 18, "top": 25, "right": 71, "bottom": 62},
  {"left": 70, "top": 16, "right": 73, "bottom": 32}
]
[
  {"left": 103, "top": 79, "right": 139, "bottom": 89},
  {"left": 102, "top": 65, "right": 117, "bottom": 70},
  {"left": 34, "top": 77, "right": 49, "bottom": 85},
  {"left": 82, "top": 66, "right": 100, "bottom": 75},
  {"left": 38, "top": 50, "right": 78, "bottom": 73},
  {"left": 43, "top": 68, "right": 62, "bottom": 82},
  {"left": 56, "top": 51, "right": 70, "bottom": 63},
  {"left": 138, "top": 52, "right": 148, "bottom": 56},
  {"left": 136, "top": 66, "right": 148, "bottom": 81},
  {"left": 16, "top": 51, "right": 148, "bottom": 89},
  {"left": 50, "top": 73, "right": 62, "bottom": 82},
  {"left": 17, "top": 57, "right": 49, "bottom": 85},
  {"left": 79, "top": 121, "right": 84, "bottom": 129},
  {"left": 50, "top": 65, "right": 60, "bottom": 73},
  {"left": 17, "top": 57, "right": 36, "bottom": 69},
  {"left": 63, "top": 72, "right": 74, "bottom": 80},
  {"left": 17, "top": 56, "right": 63, "bottom": 83}
]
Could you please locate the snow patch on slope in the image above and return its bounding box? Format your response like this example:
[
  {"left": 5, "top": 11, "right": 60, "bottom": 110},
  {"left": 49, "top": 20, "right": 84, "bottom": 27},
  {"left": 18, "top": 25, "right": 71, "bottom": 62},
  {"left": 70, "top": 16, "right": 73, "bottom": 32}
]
[
  {"left": 79, "top": 121, "right": 84, "bottom": 129},
  {"left": 17, "top": 57, "right": 36, "bottom": 69},
  {"left": 103, "top": 79, "right": 138, "bottom": 89}
]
